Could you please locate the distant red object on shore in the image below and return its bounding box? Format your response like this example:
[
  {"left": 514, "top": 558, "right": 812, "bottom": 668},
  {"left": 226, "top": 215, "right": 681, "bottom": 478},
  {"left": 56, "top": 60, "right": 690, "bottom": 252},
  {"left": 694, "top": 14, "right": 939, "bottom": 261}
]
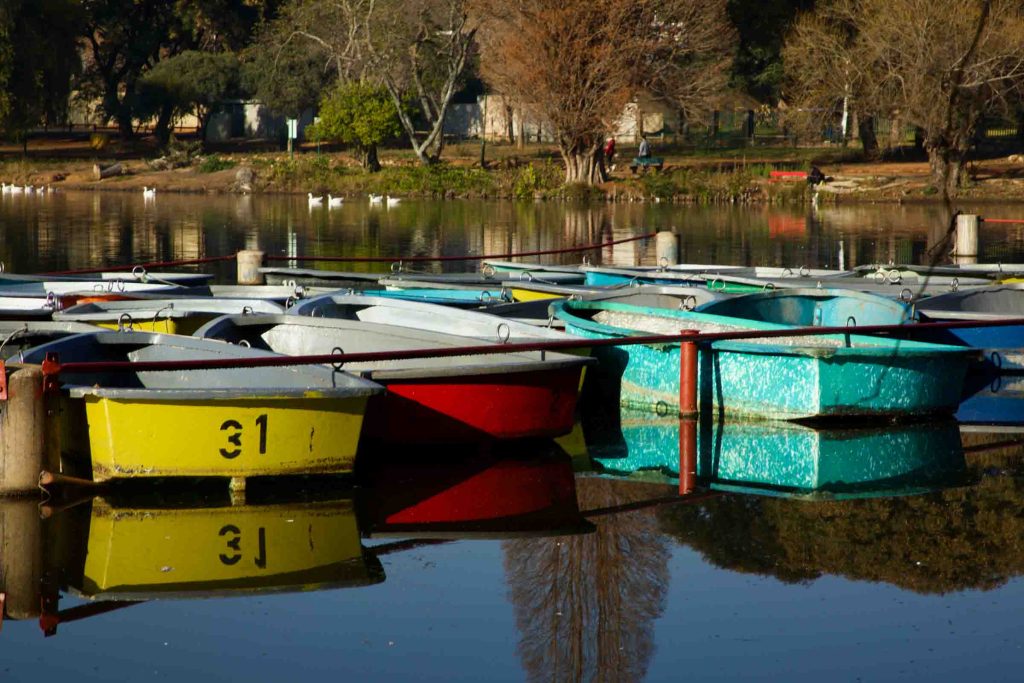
[{"left": 769, "top": 170, "right": 808, "bottom": 181}]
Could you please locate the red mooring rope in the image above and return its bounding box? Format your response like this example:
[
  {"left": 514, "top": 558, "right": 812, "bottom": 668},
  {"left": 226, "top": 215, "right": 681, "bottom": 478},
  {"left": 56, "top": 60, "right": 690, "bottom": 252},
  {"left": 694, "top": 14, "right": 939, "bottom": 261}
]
[
  {"left": 979, "top": 218, "right": 1024, "bottom": 225},
  {"left": 262, "top": 231, "right": 657, "bottom": 264},
  {"left": 40, "top": 232, "right": 656, "bottom": 275}
]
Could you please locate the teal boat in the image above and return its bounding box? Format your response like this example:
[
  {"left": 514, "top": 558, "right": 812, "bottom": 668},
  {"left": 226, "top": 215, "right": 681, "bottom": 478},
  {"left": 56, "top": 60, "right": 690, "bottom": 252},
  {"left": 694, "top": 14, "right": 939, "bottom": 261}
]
[
  {"left": 553, "top": 298, "right": 973, "bottom": 419},
  {"left": 586, "top": 408, "right": 966, "bottom": 498},
  {"left": 695, "top": 288, "right": 916, "bottom": 327},
  {"left": 357, "top": 287, "right": 513, "bottom": 308}
]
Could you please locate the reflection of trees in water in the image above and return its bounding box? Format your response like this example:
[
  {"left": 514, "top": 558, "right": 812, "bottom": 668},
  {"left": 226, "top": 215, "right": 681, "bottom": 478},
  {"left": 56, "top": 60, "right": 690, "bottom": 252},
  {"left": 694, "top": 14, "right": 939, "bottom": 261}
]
[
  {"left": 659, "top": 452, "right": 1024, "bottom": 594},
  {"left": 503, "top": 478, "right": 670, "bottom": 683}
]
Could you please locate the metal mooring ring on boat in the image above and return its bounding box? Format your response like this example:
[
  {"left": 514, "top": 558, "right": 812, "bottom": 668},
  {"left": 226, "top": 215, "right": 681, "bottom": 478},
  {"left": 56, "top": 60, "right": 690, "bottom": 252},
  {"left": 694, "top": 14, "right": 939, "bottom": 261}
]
[
  {"left": 522, "top": 271, "right": 534, "bottom": 282},
  {"left": 390, "top": 261, "right": 403, "bottom": 273},
  {"left": 45, "top": 292, "right": 58, "bottom": 309},
  {"left": 0, "top": 261, "right": 5, "bottom": 273},
  {"left": 886, "top": 269, "right": 901, "bottom": 284},
  {"left": 480, "top": 290, "right": 493, "bottom": 303},
  {"left": 950, "top": 278, "right": 960, "bottom": 292},
  {"left": 285, "top": 296, "right": 297, "bottom": 309},
  {"left": 293, "top": 285, "right": 306, "bottom": 299},
  {"left": 117, "top": 313, "right": 134, "bottom": 332},
  {"left": 237, "top": 339, "right": 251, "bottom": 348},
  {"left": 846, "top": 316, "right": 857, "bottom": 327},
  {"left": 241, "top": 306, "right": 254, "bottom": 315},
  {"left": 497, "top": 323, "right": 511, "bottom": 344},
  {"left": 762, "top": 282, "right": 776, "bottom": 291},
  {"left": 481, "top": 264, "right": 496, "bottom": 278},
  {"left": 331, "top": 346, "right": 345, "bottom": 371},
  {"left": 900, "top": 288, "right": 914, "bottom": 302},
  {"left": 582, "top": 255, "right": 591, "bottom": 266},
  {"left": 132, "top": 265, "right": 148, "bottom": 282},
  {"left": 658, "top": 257, "right": 669, "bottom": 271},
  {"left": 799, "top": 265, "right": 810, "bottom": 277},
  {"left": 990, "top": 351, "right": 1003, "bottom": 371},
  {"left": 709, "top": 277, "right": 723, "bottom": 291},
  {"left": 680, "top": 295, "right": 697, "bottom": 311},
  {"left": 783, "top": 267, "right": 793, "bottom": 277}
]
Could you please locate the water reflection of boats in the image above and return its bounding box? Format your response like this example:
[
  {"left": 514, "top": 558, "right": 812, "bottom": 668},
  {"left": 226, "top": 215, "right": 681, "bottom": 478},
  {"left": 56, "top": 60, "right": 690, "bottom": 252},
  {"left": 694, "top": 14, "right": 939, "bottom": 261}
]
[
  {"left": 54, "top": 495, "right": 383, "bottom": 601},
  {"left": 957, "top": 372, "right": 1024, "bottom": 432},
  {"left": 585, "top": 408, "right": 967, "bottom": 497},
  {"left": 359, "top": 448, "right": 595, "bottom": 539}
]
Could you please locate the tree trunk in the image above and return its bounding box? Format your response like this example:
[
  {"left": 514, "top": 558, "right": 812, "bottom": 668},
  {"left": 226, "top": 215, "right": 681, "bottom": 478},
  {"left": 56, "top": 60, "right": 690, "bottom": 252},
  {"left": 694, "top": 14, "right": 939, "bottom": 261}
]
[
  {"left": 561, "top": 142, "right": 605, "bottom": 185},
  {"left": 154, "top": 102, "right": 174, "bottom": 146},
  {"left": 505, "top": 105, "right": 515, "bottom": 144},
  {"left": 926, "top": 141, "right": 966, "bottom": 199},
  {"left": 858, "top": 115, "right": 879, "bottom": 160},
  {"left": 517, "top": 109, "right": 525, "bottom": 151},
  {"left": 361, "top": 144, "right": 381, "bottom": 173}
]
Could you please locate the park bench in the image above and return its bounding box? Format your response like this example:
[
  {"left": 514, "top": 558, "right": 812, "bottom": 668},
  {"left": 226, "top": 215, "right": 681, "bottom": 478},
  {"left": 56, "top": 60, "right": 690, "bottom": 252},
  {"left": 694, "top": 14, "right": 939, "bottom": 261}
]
[{"left": 630, "top": 157, "right": 664, "bottom": 174}]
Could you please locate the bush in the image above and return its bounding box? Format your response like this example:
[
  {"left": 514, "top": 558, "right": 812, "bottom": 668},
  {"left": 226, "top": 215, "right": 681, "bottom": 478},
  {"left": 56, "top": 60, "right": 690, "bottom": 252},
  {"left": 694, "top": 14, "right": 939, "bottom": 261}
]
[{"left": 197, "top": 155, "right": 237, "bottom": 173}]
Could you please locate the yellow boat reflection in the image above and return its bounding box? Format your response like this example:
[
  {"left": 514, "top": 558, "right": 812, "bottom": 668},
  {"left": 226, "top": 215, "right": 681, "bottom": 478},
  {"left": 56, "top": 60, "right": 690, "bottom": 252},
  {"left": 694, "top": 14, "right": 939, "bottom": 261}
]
[{"left": 68, "top": 497, "right": 382, "bottom": 600}]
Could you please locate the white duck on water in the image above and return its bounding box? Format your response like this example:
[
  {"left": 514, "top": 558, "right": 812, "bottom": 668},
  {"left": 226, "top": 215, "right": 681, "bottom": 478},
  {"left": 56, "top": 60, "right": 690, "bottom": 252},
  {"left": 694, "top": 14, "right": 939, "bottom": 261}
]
[
  {"left": 307, "top": 192, "right": 324, "bottom": 207},
  {"left": 327, "top": 194, "right": 343, "bottom": 207}
]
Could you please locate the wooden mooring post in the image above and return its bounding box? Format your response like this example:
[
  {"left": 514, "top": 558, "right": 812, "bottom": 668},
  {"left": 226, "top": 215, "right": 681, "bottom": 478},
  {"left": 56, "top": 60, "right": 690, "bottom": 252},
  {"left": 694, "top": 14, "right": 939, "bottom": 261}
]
[
  {"left": 236, "top": 250, "right": 265, "bottom": 286},
  {"left": 0, "top": 364, "right": 51, "bottom": 496},
  {"left": 953, "top": 214, "right": 979, "bottom": 265},
  {"left": 656, "top": 230, "right": 679, "bottom": 267}
]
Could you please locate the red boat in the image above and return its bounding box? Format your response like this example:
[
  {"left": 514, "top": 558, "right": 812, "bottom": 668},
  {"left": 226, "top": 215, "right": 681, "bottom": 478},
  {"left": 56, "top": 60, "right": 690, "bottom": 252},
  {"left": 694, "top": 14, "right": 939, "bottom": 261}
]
[
  {"left": 359, "top": 450, "right": 593, "bottom": 538},
  {"left": 195, "top": 314, "right": 593, "bottom": 443}
]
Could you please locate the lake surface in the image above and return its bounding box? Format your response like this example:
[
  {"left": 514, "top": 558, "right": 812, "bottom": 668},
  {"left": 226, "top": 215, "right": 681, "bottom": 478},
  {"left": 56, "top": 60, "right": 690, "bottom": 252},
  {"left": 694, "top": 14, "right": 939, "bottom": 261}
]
[{"left": 0, "top": 192, "right": 1022, "bottom": 681}]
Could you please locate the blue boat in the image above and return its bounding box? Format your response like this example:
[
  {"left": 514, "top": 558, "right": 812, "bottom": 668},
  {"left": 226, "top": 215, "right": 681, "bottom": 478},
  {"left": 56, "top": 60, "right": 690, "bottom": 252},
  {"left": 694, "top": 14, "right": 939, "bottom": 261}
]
[
  {"left": 695, "top": 287, "right": 916, "bottom": 327},
  {"left": 553, "top": 298, "right": 973, "bottom": 420},
  {"left": 956, "top": 371, "right": 1024, "bottom": 429},
  {"left": 585, "top": 408, "right": 966, "bottom": 498},
  {"left": 914, "top": 284, "right": 1024, "bottom": 371}
]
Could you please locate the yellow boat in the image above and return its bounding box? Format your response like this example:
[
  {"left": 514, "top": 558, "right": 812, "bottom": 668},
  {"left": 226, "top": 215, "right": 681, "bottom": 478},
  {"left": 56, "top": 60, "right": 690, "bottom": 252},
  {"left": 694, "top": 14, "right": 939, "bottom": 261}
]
[
  {"left": 58, "top": 496, "right": 382, "bottom": 599},
  {"left": 21, "top": 331, "right": 383, "bottom": 481}
]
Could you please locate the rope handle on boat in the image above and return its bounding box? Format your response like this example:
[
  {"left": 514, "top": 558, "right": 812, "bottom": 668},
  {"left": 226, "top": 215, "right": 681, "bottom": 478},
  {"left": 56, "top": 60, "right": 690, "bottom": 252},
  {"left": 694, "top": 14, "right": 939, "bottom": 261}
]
[
  {"left": 117, "top": 313, "right": 134, "bottom": 332},
  {"left": 331, "top": 346, "right": 345, "bottom": 371}
]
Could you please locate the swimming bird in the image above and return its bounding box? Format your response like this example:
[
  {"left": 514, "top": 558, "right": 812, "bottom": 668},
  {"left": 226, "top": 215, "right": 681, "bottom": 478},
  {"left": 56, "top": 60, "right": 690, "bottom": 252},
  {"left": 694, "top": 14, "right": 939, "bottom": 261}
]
[
  {"left": 9, "top": 184, "right": 22, "bottom": 194},
  {"left": 327, "top": 194, "right": 343, "bottom": 208},
  {"left": 369, "top": 194, "right": 384, "bottom": 204},
  {"left": 23, "top": 185, "right": 34, "bottom": 194},
  {"left": 386, "top": 195, "right": 401, "bottom": 207},
  {"left": 143, "top": 186, "right": 156, "bottom": 199},
  {"left": 307, "top": 192, "right": 323, "bottom": 207}
]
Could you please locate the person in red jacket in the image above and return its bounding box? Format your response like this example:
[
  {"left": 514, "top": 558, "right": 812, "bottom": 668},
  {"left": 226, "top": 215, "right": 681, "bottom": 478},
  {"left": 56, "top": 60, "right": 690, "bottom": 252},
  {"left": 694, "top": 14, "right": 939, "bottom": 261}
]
[{"left": 603, "top": 137, "right": 616, "bottom": 171}]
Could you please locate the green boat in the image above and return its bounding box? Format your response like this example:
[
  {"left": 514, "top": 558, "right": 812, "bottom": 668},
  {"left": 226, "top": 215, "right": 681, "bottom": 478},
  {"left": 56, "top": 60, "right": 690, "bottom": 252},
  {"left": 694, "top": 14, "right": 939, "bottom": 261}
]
[
  {"left": 585, "top": 407, "right": 966, "bottom": 498},
  {"left": 553, "top": 298, "right": 973, "bottom": 420}
]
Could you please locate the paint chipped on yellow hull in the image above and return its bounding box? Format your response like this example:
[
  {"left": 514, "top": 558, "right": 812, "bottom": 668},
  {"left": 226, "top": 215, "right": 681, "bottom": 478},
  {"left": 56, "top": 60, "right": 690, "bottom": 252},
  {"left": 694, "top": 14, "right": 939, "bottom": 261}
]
[{"left": 84, "top": 394, "right": 370, "bottom": 480}]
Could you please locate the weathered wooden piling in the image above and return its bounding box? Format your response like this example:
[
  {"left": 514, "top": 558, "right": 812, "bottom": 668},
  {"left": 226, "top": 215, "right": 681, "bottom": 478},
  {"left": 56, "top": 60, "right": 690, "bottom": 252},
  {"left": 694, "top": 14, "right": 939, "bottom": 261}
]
[
  {"left": 655, "top": 230, "right": 679, "bottom": 266},
  {"left": 0, "top": 499, "right": 43, "bottom": 620},
  {"left": 953, "top": 214, "right": 979, "bottom": 265},
  {"left": 0, "top": 365, "right": 49, "bottom": 496},
  {"left": 237, "top": 250, "right": 265, "bottom": 286}
]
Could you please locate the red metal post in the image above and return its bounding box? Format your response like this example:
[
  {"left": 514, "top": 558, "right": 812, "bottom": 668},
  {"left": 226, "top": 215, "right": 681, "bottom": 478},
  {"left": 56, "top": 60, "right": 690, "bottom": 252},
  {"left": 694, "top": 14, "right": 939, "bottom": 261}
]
[
  {"left": 679, "top": 330, "right": 699, "bottom": 418},
  {"left": 679, "top": 416, "right": 697, "bottom": 495}
]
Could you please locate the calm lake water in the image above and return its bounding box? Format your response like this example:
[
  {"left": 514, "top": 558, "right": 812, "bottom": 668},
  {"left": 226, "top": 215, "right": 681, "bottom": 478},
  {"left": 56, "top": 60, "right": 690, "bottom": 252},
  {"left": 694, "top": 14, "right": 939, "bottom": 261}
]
[{"left": 0, "top": 192, "right": 1022, "bottom": 681}]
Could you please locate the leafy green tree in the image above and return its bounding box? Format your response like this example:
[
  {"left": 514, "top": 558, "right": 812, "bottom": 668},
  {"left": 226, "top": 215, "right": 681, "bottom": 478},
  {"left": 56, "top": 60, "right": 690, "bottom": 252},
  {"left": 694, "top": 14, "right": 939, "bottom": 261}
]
[
  {"left": 0, "top": 0, "right": 81, "bottom": 140},
  {"left": 728, "top": 0, "right": 814, "bottom": 103},
  {"left": 78, "top": 0, "right": 280, "bottom": 139},
  {"left": 138, "top": 51, "right": 241, "bottom": 144},
  {"left": 241, "top": 40, "right": 330, "bottom": 119},
  {"left": 308, "top": 82, "right": 403, "bottom": 171}
]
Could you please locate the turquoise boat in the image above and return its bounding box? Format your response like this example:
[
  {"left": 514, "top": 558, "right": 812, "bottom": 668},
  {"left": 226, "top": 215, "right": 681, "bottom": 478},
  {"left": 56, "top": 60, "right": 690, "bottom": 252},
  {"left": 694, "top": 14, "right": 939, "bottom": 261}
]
[
  {"left": 553, "top": 298, "right": 973, "bottom": 419},
  {"left": 585, "top": 408, "right": 966, "bottom": 498},
  {"left": 695, "top": 288, "right": 916, "bottom": 327},
  {"left": 357, "top": 287, "right": 513, "bottom": 308}
]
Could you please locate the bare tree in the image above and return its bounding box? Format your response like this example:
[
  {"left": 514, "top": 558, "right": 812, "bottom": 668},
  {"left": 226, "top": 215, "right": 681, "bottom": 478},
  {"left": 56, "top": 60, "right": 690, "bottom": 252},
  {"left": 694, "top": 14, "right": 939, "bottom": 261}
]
[
  {"left": 784, "top": 0, "right": 1024, "bottom": 198},
  {"left": 261, "top": 0, "right": 477, "bottom": 165},
  {"left": 475, "top": 0, "right": 733, "bottom": 185}
]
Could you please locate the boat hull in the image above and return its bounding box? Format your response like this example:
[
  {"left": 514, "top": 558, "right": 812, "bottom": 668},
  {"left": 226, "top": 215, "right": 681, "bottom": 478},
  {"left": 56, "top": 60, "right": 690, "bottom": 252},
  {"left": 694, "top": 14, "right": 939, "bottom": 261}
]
[
  {"left": 557, "top": 302, "right": 970, "bottom": 420},
  {"left": 363, "top": 366, "right": 583, "bottom": 442},
  {"left": 82, "top": 394, "right": 369, "bottom": 480}
]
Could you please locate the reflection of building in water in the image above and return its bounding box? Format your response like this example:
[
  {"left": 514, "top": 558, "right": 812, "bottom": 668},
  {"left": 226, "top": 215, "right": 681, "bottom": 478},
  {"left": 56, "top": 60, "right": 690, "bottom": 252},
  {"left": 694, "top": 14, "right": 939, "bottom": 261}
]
[
  {"left": 503, "top": 478, "right": 670, "bottom": 683},
  {"left": 657, "top": 446, "right": 1024, "bottom": 594}
]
